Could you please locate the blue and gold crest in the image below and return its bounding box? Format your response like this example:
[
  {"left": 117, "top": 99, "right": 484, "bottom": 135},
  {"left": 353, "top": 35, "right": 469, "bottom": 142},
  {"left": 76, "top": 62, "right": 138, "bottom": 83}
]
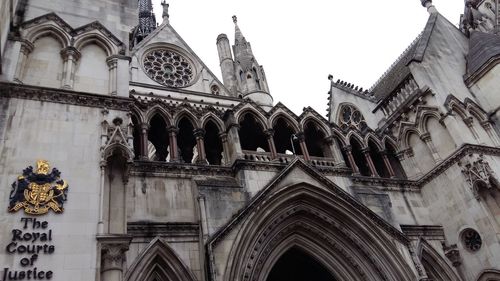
[{"left": 8, "top": 160, "right": 69, "bottom": 215}]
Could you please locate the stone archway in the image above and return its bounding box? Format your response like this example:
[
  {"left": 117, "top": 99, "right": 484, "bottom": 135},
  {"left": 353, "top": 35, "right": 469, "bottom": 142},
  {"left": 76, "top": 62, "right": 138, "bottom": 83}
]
[
  {"left": 266, "top": 247, "right": 335, "bottom": 281},
  {"left": 221, "top": 184, "right": 415, "bottom": 280},
  {"left": 124, "top": 238, "right": 197, "bottom": 281}
]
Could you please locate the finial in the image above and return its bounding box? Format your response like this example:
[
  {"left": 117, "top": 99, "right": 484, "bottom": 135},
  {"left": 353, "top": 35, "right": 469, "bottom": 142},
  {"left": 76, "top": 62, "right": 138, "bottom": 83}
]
[
  {"left": 328, "top": 74, "right": 333, "bottom": 81},
  {"left": 161, "top": 1, "right": 169, "bottom": 22},
  {"left": 421, "top": 0, "right": 437, "bottom": 13},
  {"left": 232, "top": 15, "right": 238, "bottom": 24}
]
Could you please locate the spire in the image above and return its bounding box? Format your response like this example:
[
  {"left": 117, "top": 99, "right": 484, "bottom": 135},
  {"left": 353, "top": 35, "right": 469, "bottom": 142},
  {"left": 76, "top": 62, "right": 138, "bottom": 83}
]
[
  {"left": 233, "top": 15, "right": 246, "bottom": 45},
  {"left": 229, "top": 16, "right": 272, "bottom": 109},
  {"left": 133, "top": 0, "right": 157, "bottom": 45}
]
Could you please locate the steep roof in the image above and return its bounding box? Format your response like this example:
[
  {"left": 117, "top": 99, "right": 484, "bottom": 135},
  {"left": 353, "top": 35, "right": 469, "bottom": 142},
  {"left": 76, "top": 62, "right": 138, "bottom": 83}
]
[
  {"left": 465, "top": 31, "right": 500, "bottom": 84},
  {"left": 370, "top": 13, "right": 438, "bottom": 100}
]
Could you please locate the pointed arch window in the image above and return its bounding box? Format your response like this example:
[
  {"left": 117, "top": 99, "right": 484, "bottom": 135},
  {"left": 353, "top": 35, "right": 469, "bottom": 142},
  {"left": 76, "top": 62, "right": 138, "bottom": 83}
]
[
  {"left": 238, "top": 112, "right": 269, "bottom": 152},
  {"left": 339, "top": 105, "right": 367, "bottom": 132},
  {"left": 253, "top": 67, "right": 261, "bottom": 90}
]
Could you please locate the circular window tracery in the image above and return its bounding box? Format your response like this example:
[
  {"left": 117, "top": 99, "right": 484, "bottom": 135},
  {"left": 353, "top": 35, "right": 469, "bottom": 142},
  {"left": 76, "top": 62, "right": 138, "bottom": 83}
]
[
  {"left": 339, "top": 105, "right": 367, "bottom": 132},
  {"left": 143, "top": 49, "right": 194, "bottom": 87},
  {"left": 462, "top": 228, "right": 482, "bottom": 252}
]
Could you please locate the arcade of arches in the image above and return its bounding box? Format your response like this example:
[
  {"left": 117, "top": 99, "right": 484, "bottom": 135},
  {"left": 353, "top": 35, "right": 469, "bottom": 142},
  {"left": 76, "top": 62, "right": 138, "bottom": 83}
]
[{"left": 131, "top": 110, "right": 405, "bottom": 179}]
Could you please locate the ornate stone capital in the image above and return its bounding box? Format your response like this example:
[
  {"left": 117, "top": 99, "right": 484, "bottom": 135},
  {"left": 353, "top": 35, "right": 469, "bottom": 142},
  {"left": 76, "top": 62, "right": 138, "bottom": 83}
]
[
  {"left": 442, "top": 243, "right": 461, "bottom": 267},
  {"left": 361, "top": 148, "right": 371, "bottom": 154},
  {"left": 458, "top": 154, "right": 499, "bottom": 199},
  {"left": 97, "top": 235, "right": 132, "bottom": 273},
  {"left": 323, "top": 135, "right": 335, "bottom": 145},
  {"left": 295, "top": 132, "right": 305, "bottom": 141},
  {"left": 167, "top": 126, "right": 179, "bottom": 134},
  {"left": 20, "top": 40, "right": 34, "bottom": 55},
  {"left": 218, "top": 132, "right": 228, "bottom": 142},
  {"left": 405, "top": 147, "right": 415, "bottom": 157},
  {"left": 420, "top": 132, "right": 431, "bottom": 142},
  {"left": 193, "top": 128, "right": 206, "bottom": 138},
  {"left": 60, "top": 46, "right": 81, "bottom": 61},
  {"left": 264, "top": 129, "right": 274, "bottom": 137},
  {"left": 342, "top": 145, "right": 352, "bottom": 153}
]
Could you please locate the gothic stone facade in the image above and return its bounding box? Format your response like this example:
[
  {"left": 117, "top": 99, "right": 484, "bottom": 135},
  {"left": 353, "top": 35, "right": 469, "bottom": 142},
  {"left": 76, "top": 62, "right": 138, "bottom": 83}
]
[{"left": 0, "top": 0, "right": 500, "bottom": 280}]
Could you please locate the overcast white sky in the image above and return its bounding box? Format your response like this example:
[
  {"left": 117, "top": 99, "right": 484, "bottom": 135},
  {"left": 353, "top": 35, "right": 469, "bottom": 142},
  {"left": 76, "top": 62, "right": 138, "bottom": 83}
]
[{"left": 152, "top": 0, "right": 464, "bottom": 116}]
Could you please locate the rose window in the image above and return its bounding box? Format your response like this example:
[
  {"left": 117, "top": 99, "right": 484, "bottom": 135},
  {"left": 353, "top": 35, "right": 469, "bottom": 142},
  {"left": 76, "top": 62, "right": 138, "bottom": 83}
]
[
  {"left": 143, "top": 49, "right": 194, "bottom": 87},
  {"left": 339, "top": 105, "right": 367, "bottom": 131},
  {"left": 462, "top": 228, "right": 482, "bottom": 252}
]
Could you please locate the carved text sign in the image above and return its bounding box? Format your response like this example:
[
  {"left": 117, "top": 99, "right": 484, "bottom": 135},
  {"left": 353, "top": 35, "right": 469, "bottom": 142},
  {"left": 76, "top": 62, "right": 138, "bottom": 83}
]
[{"left": 2, "top": 218, "right": 55, "bottom": 280}]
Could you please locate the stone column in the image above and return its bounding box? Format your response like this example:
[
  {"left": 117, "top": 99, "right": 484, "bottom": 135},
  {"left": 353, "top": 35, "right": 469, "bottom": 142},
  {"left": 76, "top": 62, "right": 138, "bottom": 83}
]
[
  {"left": 464, "top": 117, "right": 481, "bottom": 142},
  {"left": 482, "top": 121, "right": 500, "bottom": 146},
  {"left": 420, "top": 133, "right": 442, "bottom": 163},
  {"left": 98, "top": 236, "right": 132, "bottom": 281},
  {"left": 265, "top": 129, "right": 277, "bottom": 159},
  {"left": 296, "top": 132, "right": 310, "bottom": 161},
  {"left": 105, "top": 55, "right": 132, "bottom": 96},
  {"left": 343, "top": 146, "right": 359, "bottom": 175},
  {"left": 106, "top": 56, "right": 118, "bottom": 95},
  {"left": 362, "top": 148, "right": 379, "bottom": 177},
  {"left": 139, "top": 123, "right": 149, "bottom": 160},
  {"left": 194, "top": 128, "right": 207, "bottom": 164},
  {"left": 98, "top": 161, "right": 107, "bottom": 234},
  {"left": 13, "top": 40, "right": 34, "bottom": 83},
  {"left": 219, "top": 132, "right": 230, "bottom": 165},
  {"left": 224, "top": 110, "right": 243, "bottom": 163},
  {"left": 381, "top": 151, "right": 396, "bottom": 178},
  {"left": 60, "top": 47, "right": 81, "bottom": 89},
  {"left": 197, "top": 195, "right": 210, "bottom": 242},
  {"left": 168, "top": 126, "right": 179, "bottom": 162},
  {"left": 325, "top": 136, "right": 346, "bottom": 167},
  {"left": 404, "top": 148, "right": 423, "bottom": 179}
]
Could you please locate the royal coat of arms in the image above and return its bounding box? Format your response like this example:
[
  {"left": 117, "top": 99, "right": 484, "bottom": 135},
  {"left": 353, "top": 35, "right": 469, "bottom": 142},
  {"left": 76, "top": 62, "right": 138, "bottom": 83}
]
[{"left": 8, "top": 160, "right": 69, "bottom": 215}]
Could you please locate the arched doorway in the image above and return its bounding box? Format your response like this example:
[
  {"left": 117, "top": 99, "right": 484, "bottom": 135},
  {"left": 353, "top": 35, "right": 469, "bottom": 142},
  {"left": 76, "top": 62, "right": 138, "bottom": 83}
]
[{"left": 266, "top": 247, "right": 335, "bottom": 281}]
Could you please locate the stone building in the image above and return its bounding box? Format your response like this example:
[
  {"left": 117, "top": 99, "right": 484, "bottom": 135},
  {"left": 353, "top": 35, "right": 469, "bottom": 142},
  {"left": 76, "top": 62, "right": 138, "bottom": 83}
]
[{"left": 0, "top": 0, "right": 499, "bottom": 280}]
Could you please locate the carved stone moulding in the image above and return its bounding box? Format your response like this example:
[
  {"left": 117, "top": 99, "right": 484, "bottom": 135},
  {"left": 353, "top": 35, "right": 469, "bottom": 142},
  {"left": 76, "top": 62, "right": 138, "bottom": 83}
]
[{"left": 0, "top": 82, "right": 132, "bottom": 111}]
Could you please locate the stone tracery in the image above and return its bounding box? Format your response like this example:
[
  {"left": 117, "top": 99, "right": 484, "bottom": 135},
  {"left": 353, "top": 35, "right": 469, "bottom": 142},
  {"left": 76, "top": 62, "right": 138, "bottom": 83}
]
[{"left": 143, "top": 49, "right": 194, "bottom": 87}]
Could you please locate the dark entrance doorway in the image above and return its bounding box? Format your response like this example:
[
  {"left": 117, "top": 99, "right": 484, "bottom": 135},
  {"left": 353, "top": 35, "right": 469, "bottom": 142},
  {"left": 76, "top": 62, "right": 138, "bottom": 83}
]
[{"left": 266, "top": 248, "right": 335, "bottom": 281}]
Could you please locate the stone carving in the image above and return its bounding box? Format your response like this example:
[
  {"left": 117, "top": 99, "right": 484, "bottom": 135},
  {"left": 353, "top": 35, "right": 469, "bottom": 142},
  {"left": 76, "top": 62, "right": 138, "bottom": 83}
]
[
  {"left": 338, "top": 104, "right": 368, "bottom": 132},
  {"left": 100, "top": 115, "right": 135, "bottom": 166},
  {"left": 101, "top": 243, "right": 129, "bottom": 272},
  {"left": 0, "top": 82, "right": 132, "bottom": 110},
  {"left": 442, "top": 243, "right": 462, "bottom": 267},
  {"left": 143, "top": 49, "right": 194, "bottom": 87},
  {"left": 459, "top": 154, "right": 500, "bottom": 199},
  {"left": 8, "top": 160, "right": 69, "bottom": 215}
]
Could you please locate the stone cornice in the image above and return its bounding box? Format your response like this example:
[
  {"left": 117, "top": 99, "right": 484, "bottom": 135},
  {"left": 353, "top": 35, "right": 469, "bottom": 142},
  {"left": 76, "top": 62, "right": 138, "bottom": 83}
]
[
  {"left": 400, "top": 225, "right": 445, "bottom": 241},
  {"left": 130, "top": 82, "right": 243, "bottom": 102},
  {"left": 350, "top": 144, "right": 500, "bottom": 188},
  {"left": 130, "top": 160, "right": 234, "bottom": 177},
  {"left": 127, "top": 222, "right": 199, "bottom": 237},
  {"left": 0, "top": 82, "right": 132, "bottom": 110},
  {"left": 416, "top": 143, "right": 500, "bottom": 186}
]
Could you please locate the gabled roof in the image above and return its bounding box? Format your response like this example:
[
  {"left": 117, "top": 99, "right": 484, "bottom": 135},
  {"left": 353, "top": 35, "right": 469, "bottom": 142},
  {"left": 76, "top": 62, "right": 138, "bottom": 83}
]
[
  {"left": 370, "top": 13, "right": 438, "bottom": 100},
  {"left": 130, "top": 20, "right": 228, "bottom": 95},
  {"left": 208, "top": 157, "right": 409, "bottom": 247},
  {"left": 465, "top": 31, "right": 500, "bottom": 84}
]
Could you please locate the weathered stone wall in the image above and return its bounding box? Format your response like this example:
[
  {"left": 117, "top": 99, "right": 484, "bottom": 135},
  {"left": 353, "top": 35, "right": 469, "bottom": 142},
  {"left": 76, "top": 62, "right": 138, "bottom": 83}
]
[
  {"left": 24, "top": 0, "right": 138, "bottom": 47},
  {"left": 0, "top": 97, "right": 120, "bottom": 280},
  {"left": 419, "top": 157, "right": 500, "bottom": 280}
]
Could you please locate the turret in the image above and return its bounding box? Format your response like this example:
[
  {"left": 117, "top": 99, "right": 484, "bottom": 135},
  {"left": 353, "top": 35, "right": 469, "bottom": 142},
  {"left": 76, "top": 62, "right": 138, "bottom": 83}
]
[
  {"left": 217, "top": 34, "right": 238, "bottom": 96},
  {"left": 231, "top": 16, "right": 273, "bottom": 110}
]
